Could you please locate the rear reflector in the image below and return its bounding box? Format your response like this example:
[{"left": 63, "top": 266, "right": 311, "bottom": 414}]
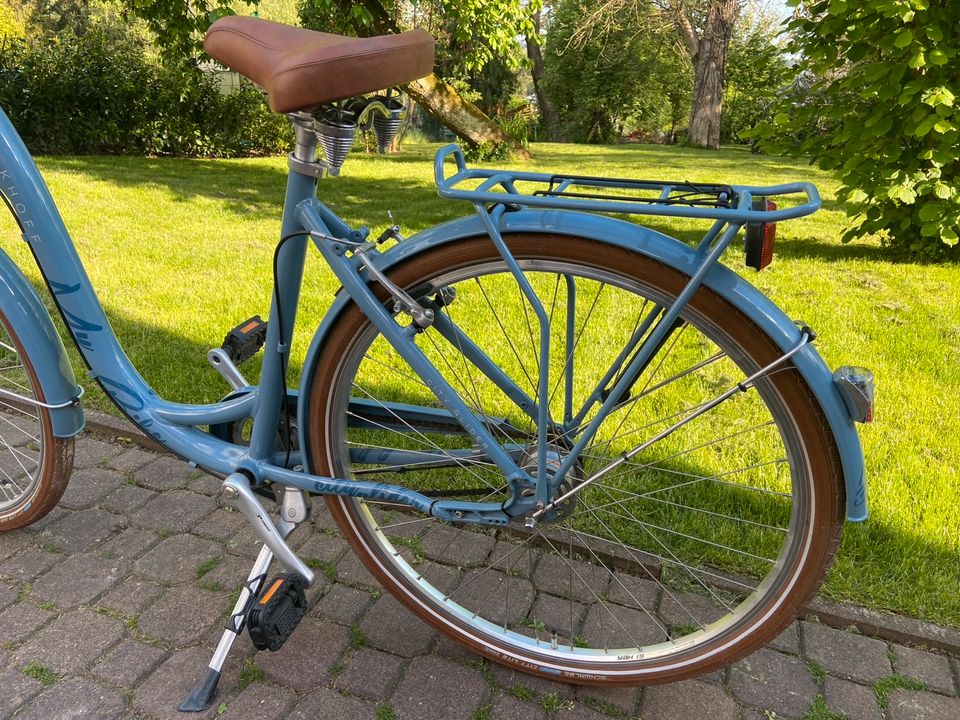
[{"left": 745, "top": 199, "right": 777, "bottom": 270}]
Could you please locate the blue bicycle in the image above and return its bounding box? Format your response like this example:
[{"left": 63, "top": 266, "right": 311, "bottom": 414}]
[{"left": 0, "top": 15, "right": 874, "bottom": 711}]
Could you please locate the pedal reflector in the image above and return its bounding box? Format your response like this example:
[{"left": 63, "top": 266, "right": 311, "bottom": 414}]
[
  {"left": 247, "top": 573, "right": 307, "bottom": 651},
  {"left": 222, "top": 315, "right": 268, "bottom": 365}
]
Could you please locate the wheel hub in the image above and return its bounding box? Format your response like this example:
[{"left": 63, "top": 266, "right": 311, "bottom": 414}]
[{"left": 519, "top": 443, "right": 583, "bottom": 523}]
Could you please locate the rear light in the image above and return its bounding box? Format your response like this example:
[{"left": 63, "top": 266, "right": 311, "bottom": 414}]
[
  {"left": 833, "top": 366, "right": 875, "bottom": 423},
  {"left": 745, "top": 199, "right": 777, "bottom": 270}
]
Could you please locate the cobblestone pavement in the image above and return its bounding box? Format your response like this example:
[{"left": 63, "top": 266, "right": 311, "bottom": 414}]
[{"left": 1, "top": 433, "right": 958, "bottom": 720}]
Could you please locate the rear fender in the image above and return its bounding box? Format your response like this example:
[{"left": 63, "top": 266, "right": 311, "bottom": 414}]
[{"left": 298, "top": 210, "right": 867, "bottom": 521}]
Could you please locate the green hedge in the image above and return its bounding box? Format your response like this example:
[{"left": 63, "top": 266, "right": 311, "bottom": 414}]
[{"left": 0, "top": 30, "right": 291, "bottom": 157}]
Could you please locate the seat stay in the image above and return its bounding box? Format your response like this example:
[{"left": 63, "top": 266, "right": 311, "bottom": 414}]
[{"left": 296, "top": 199, "right": 530, "bottom": 490}]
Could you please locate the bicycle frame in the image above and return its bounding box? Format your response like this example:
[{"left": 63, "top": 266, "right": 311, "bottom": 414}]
[{"left": 0, "top": 108, "right": 868, "bottom": 529}]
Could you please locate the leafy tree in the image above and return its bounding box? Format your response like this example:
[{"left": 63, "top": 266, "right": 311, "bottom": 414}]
[
  {"left": 671, "top": 0, "right": 739, "bottom": 149},
  {"left": 463, "top": 54, "right": 520, "bottom": 118},
  {"left": 752, "top": 0, "right": 960, "bottom": 257},
  {"left": 721, "top": 8, "right": 795, "bottom": 144},
  {"left": 25, "top": 0, "right": 90, "bottom": 33},
  {"left": 567, "top": 0, "right": 740, "bottom": 149},
  {"left": 545, "top": 0, "right": 638, "bottom": 142},
  {"left": 22, "top": 0, "right": 149, "bottom": 43},
  {"left": 525, "top": 8, "right": 560, "bottom": 140},
  {"left": 124, "top": 0, "right": 259, "bottom": 67},
  {"left": 302, "top": 0, "right": 535, "bottom": 73},
  {"left": 298, "top": 0, "right": 537, "bottom": 155},
  {"left": 545, "top": 0, "right": 689, "bottom": 143}
]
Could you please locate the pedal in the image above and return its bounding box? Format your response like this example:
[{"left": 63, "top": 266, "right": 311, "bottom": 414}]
[
  {"left": 247, "top": 573, "right": 308, "bottom": 652},
  {"left": 222, "top": 316, "right": 268, "bottom": 365}
]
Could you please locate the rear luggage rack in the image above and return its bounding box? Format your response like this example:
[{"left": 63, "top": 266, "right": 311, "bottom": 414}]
[
  {"left": 534, "top": 174, "right": 735, "bottom": 209},
  {"left": 433, "top": 144, "right": 821, "bottom": 225}
]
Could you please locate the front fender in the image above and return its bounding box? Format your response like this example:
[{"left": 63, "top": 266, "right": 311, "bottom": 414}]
[
  {"left": 298, "top": 209, "right": 866, "bottom": 521},
  {"left": 0, "top": 248, "right": 84, "bottom": 437}
]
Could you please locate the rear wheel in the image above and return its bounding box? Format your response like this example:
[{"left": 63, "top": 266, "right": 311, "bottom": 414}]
[
  {"left": 305, "top": 233, "right": 844, "bottom": 683},
  {"left": 0, "top": 309, "right": 74, "bottom": 530}
]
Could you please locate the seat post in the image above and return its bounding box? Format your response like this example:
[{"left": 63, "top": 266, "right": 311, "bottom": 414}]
[
  {"left": 286, "top": 112, "right": 331, "bottom": 180},
  {"left": 290, "top": 112, "right": 318, "bottom": 163}
]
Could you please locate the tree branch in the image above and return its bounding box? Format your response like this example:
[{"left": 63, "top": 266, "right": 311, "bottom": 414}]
[{"left": 670, "top": 2, "right": 700, "bottom": 61}]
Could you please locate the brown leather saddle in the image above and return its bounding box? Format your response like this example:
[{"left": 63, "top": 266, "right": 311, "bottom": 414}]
[{"left": 204, "top": 17, "right": 435, "bottom": 113}]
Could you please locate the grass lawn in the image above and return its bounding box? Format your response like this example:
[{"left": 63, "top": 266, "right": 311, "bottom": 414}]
[{"left": 2, "top": 142, "right": 957, "bottom": 628}]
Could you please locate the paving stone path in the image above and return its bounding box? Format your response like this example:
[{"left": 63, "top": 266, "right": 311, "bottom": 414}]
[{"left": 1, "top": 433, "right": 958, "bottom": 720}]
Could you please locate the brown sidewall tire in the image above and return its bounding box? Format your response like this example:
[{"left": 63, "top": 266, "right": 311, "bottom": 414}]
[
  {"left": 0, "top": 308, "right": 74, "bottom": 531},
  {"left": 305, "top": 234, "right": 845, "bottom": 684}
]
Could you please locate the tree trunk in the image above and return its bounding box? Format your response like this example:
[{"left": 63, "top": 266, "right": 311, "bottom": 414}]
[
  {"left": 526, "top": 10, "right": 561, "bottom": 140},
  {"left": 686, "top": 0, "right": 738, "bottom": 149},
  {"left": 403, "top": 74, "right": 530, "bottom": 158}
]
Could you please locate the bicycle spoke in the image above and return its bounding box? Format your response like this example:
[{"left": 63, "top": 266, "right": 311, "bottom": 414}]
[
  {"left": 538, "top": 533, "right": 646, "bottom": 651},
  {"left": 548, "top": 280, "right": 607, "bottom": 410},
  {"left": 516, "top": 281, "right": 540, "bottom": 371},
  {"left": 554, "top": 521, "right": 672, "bottom": 641},
  {"left": 474, "top": 277, "right": 539, "bottom": 399},
  {"left": 362, "top": 351, "right": 434, "bottom": 394},
  {"left": 557, "top": 344, "right": 725, "bottom": 452},
  {"left": 579, "top": 420, "right": 776, "bottom": 482},
  {"left": 0, "top": 397, "right": 40, "bottom": 420},
  {"left": 424, "top": 303, "right": 531, "bottom": 449},
  {"left": 593, "top": 455, "right": 789, "bottom": 499},
  {"left": 0, "top": 411, "right": 40, "bottom": 443},
  {"left": 348, "top": 386, "right": 499, "bottom": 492},
  {"left": 0, "top": 464, "right": 25, "bottom": 497},
  {"left": 0, "top": 434, "right": 37, "bottom": 477},
  {"left": 577, "top": 480, "right": 788, "bottom": 532}
]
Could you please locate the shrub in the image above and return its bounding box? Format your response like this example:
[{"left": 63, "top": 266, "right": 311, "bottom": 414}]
[
  {"left": 751, "top": 0, "right": 960, "bottom": 258},
  {"left": 0, "top": 2, "right": 24, "bottom": 40},
  {"left": 136, "top": 66, "right": 291, "bottom": 158},
  {"left": 0, "top": 31, "right": 154, "bottom": 154},
  {"left": 0, "top": 31, "right": 291, "bottom": 157}
]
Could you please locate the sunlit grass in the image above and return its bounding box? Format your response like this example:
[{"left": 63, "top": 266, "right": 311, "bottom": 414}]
[{"left": 0, "top": 141, "right": 956, "bottom": 626}]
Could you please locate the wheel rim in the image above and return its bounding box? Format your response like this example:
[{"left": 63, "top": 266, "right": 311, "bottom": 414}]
[
  {"left": 0, "top": 329, "right": 45, "bottom": 514},
  {"left": 315, "top": 248, "right": 824, "bottom": 675}
]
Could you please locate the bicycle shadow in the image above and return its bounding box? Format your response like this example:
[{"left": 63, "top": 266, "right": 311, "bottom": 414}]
[
  {"left": 618, "top": 221, "right": 907, "bottom": 267},
  {"left": 39, "top": 156, "right": 288, "bottom": 216},
  {"left": 772, "top": 235, "right": 958, "bottom": 265}
]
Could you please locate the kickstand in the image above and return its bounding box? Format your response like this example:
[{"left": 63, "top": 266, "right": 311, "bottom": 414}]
[
  {"left": 179, "top": 543, "right": 275, "bottom": 712},
  {"left": 181, "top": 474, "right": 314, "bottom": 713}
]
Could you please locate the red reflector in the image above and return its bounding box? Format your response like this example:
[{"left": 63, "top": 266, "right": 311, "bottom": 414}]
[{"left": 745, "top": 199, "right": 777, "bottom": 270}]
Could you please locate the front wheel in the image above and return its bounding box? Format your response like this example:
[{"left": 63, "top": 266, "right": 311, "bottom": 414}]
[
  {"left": 0, "top": 308, "right": 74, "bottom": 530},
  {"left": 305, "top": 233, "right": 844, "bottom": 684}
]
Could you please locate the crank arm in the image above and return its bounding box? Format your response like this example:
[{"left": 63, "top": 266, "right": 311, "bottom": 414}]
[{"left": 222, "top": 473, "right": 315, "bottom": 586}]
